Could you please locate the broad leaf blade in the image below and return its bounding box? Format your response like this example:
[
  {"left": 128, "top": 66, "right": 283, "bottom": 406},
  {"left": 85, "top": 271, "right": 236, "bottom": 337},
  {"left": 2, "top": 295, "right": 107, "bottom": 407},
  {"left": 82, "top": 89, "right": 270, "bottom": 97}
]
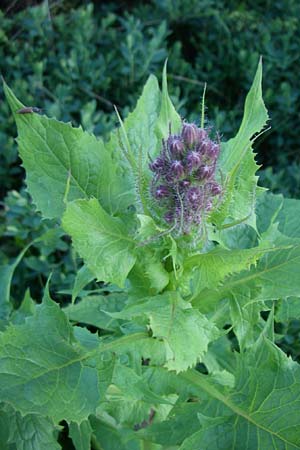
[
  {"left": 4, "top": 82, "right": 134, "bottom": 219},
  {"left": 62, "top": 198, "right": 136, "bottom": 287},
  {"left": 212, "top": 58, "right": 269, "bottom": 229},
  {"left": 0, "top": 295, "right": 101, "bottom": 423},
  {"left": 69, "top": 420, "right": 93, "bottom": 450},
  {"left": 179, "top": 337, "right": 300, "bottom": 450},
  {"left": 156, "top": 60, "right": 182, "bottom": 141},
  {"left": 114, "top": 293, "right": 219, "bottom": 372}
]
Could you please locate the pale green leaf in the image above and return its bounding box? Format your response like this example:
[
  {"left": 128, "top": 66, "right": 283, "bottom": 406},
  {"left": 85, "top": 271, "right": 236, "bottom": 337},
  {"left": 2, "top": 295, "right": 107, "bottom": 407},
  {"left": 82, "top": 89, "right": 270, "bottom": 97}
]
[
  {"left": 4, "top": 82, "right": 134, "bottom": 219},
  {"left": 156, "top": 60, "right": 182, "bottom": 141},
  {"left": 71, "top": 264, "right": 95, "bottom": 303},
  {"left": 90, "top": 416, "right": 141, "bottom": 450},
  {"left": 184, "top": 244, "right": 270, "bottom": 295},
  {"left": 65, "top": 293, "right": 127, "bottom": 331},
  {"left": 10, "top": 289, "right": 36, "bottom": 325},
  {"left": 193, "top": 238, "right": 300, "bottom": 313},
  {"left": 0, "top": 243, "right": 32, "bottom": 324},
  {"left": 179, "top": 337, "right": 300, "bottom": 450},
  {"left": 275, "top": 297, "right": 300, "bottom": 322},
  {"left": 7, "top": 409, "right": 61, "bottom": 450},
  {"left": 0, "top": 295, "right": 101, "bottom": 422},
  {"left": 114, "top": 293, "right": 219, "bottom": 372},
  {"left": 212, "top": 58, "right": 269, "bottom": 229},
  {"left": 104, "top": 362, "right": 171, "bottom": 426},
  {"left": 62, "top": 198, "right": 136, "bottom": 287},
  {"left": 69, "top": 420, "right": 93, "bottom": 450}
]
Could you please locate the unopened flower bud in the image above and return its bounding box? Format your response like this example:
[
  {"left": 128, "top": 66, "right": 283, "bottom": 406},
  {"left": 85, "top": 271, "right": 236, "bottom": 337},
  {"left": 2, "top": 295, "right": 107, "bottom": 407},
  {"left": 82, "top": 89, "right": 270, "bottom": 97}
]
[
  {"left": 182, "top": 123, "right": 199, "bottom": 146},
  {"left": 155, "top": 185, "right": 170, "bottom": 199},
  {"left": 205, "top": 200, "right": 213, "bottom": 211},
  {"left": 169, "top": 136, "right": 184, "bottom": 156},
  {"left": 164, "top": 210, "right": 174, "bottom": 223},
  {"left": 187, "top": 151, "right": 201, "bottom": 171},
  {"left": 197, "top": 128, "right": 207, "bottom": 141},
  {"left": 206, "top": 142, "right": 220, "bottom": 159},
  {"left": 149, "top": 157, "right": 165, "bottom": 173},
  {"left": 197, "top": 164, "right": 214, "bottom": 180},
  {"left": 187, "top": 187, "right": 203, "bottom": 207},
  {"left": 207, "top": 181, "right": 222, "bottom": 195},
  {"left": 171, "top": 160, "right": 185, "bottom": 179},
  {"left": 181, "top": 179, "right": 190, "bottom": 188}
]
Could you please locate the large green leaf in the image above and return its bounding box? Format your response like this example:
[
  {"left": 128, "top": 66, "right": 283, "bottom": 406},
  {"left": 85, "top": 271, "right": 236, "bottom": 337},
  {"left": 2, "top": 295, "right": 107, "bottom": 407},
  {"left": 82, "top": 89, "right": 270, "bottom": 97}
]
[
  {"left": 64, "top": 293, "right": 127, "bottom": 331},
  {"left": 155, "top": 60, "right": 182, "bottom": 141},
  {"left": 142, "top": 337, "right": 300, "bottom": 449},
  {"left": 112, "top": 292, "right": 219, "bottom": 372},
  {"left": 69, "top": 420, "right": 93, "bottom": 450},
  {"left": 180, "top": 337, "right": 300, "bottom": 450},
  {"left": 4, "top": 82, "right": 134, "bottom": 219},
  {"left": 0, "top": 294, "right": 101, "bottom": 423},
  {"left": 62, "top": 198, "right": 136, "bottom": 287},
  {"left": 212, "top": 58, "right": 269, "bottom": 230},
  {"left": 193, "top": 236, "right": 300, "bottom": 313},
  {"left": 184, "top": 243, "right": 271, "bottom": 297},
  {"left": 275, "top": 297, "right": 300, "bottom": 322},
  {"left": 5, "top": 408, "right": 61, "bottom": 450},
  {"left": 107, "top": 75, "right": 161, "bottom": 217}
]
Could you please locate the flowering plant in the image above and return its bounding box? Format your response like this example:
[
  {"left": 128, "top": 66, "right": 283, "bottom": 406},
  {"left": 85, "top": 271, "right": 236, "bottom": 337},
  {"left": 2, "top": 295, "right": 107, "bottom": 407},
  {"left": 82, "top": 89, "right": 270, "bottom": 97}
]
[{"left": 1, "top": 60, "right": 300, "bottom": 450}]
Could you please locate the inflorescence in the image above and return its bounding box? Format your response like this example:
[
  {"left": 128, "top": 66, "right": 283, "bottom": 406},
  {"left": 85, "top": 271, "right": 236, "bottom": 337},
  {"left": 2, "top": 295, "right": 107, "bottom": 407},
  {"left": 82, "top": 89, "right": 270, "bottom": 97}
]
[{"left": 149, "top": 122, "right": 222, "bottom": 235}]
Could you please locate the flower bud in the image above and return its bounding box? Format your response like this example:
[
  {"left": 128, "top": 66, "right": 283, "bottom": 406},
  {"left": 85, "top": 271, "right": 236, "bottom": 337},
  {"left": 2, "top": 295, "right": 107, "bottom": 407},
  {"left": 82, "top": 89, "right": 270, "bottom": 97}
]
[
  {"left": 200, "top": 139, "right": 211, "bottom": 155},
  {"left": 171, "top": 160, "right": 185, "bottom": 179},
  {"left": 207, "top": 181, "right": 222, "bottom": 196},
  {"left": 182, "top": 123, "right": 199, "bottom": 146},
  {"left": 149, "top": 157, "right": 165, "bottom": 173},
  {"left": 164, "top": 210, "right": 174, "bottom": 223},
  {"left": 155, "top": 185, "right": 170, "bottom": 199},
  {"left": 197, "top": 128, "right": 207, "bottom": 141},
  {"left": 187, "top": 187, "right": 203, "bottom": 207},
  {"left": 186, "top": 151, "right": 201, "bottom": 171},
  {"left": 205, "top": 200, "right": 213, "bottom": 211},
  {"left": 168, "top": 136, "right": 184, "bottom": 156},
  {"left": 197, "top": 164, "right": 214, "bottom": 180},
  {"left": 181, "top": 179, "right": 190, "bottom": 188},
  {"left": 206, "top": 142, "right": 220, "bottom": 159}
]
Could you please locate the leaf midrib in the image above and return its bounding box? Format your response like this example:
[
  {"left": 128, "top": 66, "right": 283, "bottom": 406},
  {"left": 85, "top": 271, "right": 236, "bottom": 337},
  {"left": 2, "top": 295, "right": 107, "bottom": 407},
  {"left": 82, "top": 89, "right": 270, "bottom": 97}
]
[{"left": 181, "top": 370, "right": 300, "bottom": 449}]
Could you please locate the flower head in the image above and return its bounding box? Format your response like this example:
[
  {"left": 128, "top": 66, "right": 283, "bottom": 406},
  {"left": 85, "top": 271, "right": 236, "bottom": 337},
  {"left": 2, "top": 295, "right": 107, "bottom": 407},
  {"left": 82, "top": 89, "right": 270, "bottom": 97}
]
[{"left": 150, "top": 121, "right": 222, "bottom": 235}]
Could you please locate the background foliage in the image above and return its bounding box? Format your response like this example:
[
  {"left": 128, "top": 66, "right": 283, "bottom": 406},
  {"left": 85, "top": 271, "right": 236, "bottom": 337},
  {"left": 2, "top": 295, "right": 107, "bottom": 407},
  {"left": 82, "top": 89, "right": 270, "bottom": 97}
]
[{"left": 0, "top": 0, "right": 299, "bottom": 373}]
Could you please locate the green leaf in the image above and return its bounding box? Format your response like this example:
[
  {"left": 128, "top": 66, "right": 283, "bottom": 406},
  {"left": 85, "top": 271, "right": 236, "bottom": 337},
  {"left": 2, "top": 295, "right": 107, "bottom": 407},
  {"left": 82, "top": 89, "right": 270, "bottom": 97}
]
[
  {"left": 156, "top": 60, "right": 182, "bottom": 141},
  {"left": 277, "top": 197, "right": 300, "bottom": 239},
  {"left": 4, "top": 82, "right": 134, "bottom": 219},
  {"left": 184, "top": 244, "right": 270, "bottom": 295},
  {"left": 110, "top": 75, "right": 160, "bottom": 164},
  {"left": 104, "top": 362, "right": 171, "bottom": 426},
  {"left": 0, "top": 294, "right": 101, "bottom": 423},
  {"left": 0, "top": 243, "right": 31, "bottom": 324},
  {"left": 90, "top": 416, "right": 141, "bottom": 450},
  {"left": 69, "top": 420, "right": 93, "bottom": 450},
  {"left": 114, "top": 293, "right": 219, "bottom": 372},
  {"left": 7, "top": 409, "right": 61, "bottom": 450},
  {"left": 275, "top": 297, "right": 300, "bottom": 322},
  {"left": 179, "top": 337, "right": 300, "bottom": 450},
  {"left": 62, "top": 198, "right": 136, "bottom": 287},
  {"left": 65, "top": 293, "right": 127, "bottom": 331},
  {"left": 71, "top": 264, "right": 95, "bottom": 303},
  {"left": 212, "top": 58, "right": 269, "bottom": 230},
  {"left": 193, "top": 238, "right": 300, "bottom": 313},
  {"left": 10, "top": 289, "right": 36, "bottom": 325}
]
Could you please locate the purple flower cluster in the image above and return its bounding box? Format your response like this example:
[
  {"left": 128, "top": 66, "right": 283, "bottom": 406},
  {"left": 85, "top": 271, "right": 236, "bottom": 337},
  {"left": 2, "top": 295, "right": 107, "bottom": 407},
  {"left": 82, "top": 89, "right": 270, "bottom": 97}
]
[{"left": 149, "top": 122, "right": 222, "bottom": 234}]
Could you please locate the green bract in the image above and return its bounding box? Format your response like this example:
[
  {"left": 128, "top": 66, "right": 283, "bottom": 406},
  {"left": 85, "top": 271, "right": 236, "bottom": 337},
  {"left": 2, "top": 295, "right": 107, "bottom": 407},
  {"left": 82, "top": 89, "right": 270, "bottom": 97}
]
[{"left": 2, "top": 60, "right": 300, "bottom": 450}]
